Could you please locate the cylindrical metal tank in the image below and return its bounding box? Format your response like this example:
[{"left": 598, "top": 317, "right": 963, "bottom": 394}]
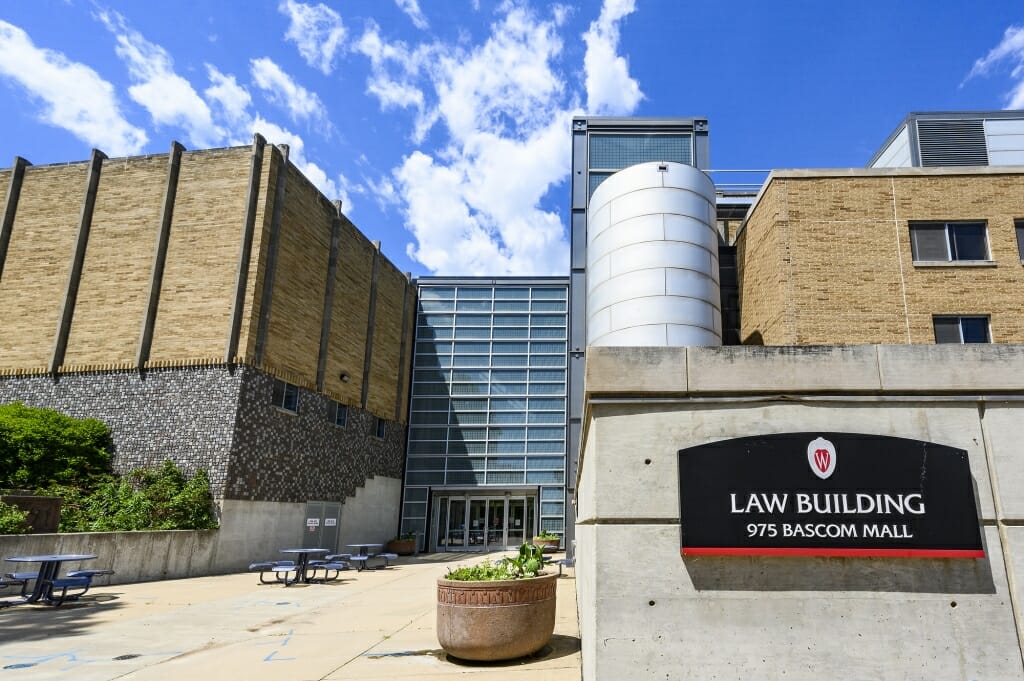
[{"left": 587, "top": 161, "right": 721, "bottom": 347}]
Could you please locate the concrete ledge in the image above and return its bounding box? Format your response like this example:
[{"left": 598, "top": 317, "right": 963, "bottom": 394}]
[
  {"left": 877, "top": 344, "right": 1024, "bottom": 392},
  {"left": 585, "top": 346, "right": 687, "bottom": 395},
  {"left": 687, "top": 345, "right": 881, "bottom": 393}
]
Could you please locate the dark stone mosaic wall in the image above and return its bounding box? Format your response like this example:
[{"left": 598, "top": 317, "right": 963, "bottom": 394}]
[{"left": 0, "top": 366, "right": 406, "bottom": 504}]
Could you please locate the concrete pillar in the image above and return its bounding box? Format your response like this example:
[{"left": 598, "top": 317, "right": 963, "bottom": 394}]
[
  {"left": 226, "top": 134, "right": 267, "bottom": 364},
  {"left": 317, "top": 200, "right": 343, "bottom": 391},
  {"left": 254, "top": 143, "right": 289, "bottom": 366},
  {"left": 0, "top": 156, "right": 30, "bottom": 284},
  {"left": 394, "top": 273, "right": 413, "bottom": 421},
  {"left": 361, "top": 241, "right": 382, "bottom": 409}
]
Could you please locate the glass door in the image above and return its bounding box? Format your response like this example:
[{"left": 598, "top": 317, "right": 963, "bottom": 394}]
[
  {"left": 486, "top": 499, "right": 506, "bottom": 549},
  {"left": 445, "top": 498, "right": 466, "bottom": 549},
  {"left": 467, "top": 499, "right": 487, "bottom": 548},
  {"left": 507, "top": 498, "right": 526, "bottom": 546}
]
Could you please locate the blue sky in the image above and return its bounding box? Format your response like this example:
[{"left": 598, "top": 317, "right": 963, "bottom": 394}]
[{"left": 1, "top": 1, "right": 1022, "bottom": 277}]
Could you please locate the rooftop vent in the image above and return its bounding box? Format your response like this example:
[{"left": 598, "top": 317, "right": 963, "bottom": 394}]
[{"left": 917, "top": 119, "right": 988, "bottom": 167}]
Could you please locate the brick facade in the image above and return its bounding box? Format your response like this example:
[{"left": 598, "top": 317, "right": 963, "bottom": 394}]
[{"left": 738, "top": 168, "right": 1024, "bottom": 345}]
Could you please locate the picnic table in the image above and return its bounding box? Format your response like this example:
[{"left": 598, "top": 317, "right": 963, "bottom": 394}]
[
  {"left": 279, "top": 548, "right": 329, "bottom": 584},
  {"left": 345, "top": 544, "right": 398, "bottom": 571},
  {"left": 3, "top": 554, "right": 97, "bottom": 605}
]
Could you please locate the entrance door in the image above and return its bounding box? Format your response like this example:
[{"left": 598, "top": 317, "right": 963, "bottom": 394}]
[
  {"left": 467, "top": 499, "right": 487, "bottom": 547},
  {"left": 433, "top": 495, "right": 537, "bottom": 551},
  {"left": 507, "top": 498, "right": 526, "bottom": 546},
  {"left": 486, "top": 499, "right": 505, "bottom": 549},
  {"left": 445, "top": 498, "right": 466, "bottom": 549}
]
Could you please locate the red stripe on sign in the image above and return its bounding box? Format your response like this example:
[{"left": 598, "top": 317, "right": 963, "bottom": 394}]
[{"left": 681, "top": 547, "right": 985, "bottom": 558}]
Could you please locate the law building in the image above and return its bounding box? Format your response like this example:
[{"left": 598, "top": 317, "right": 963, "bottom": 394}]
[{"left": 3, "top": 109, "right": 1024, "bottom": 679}]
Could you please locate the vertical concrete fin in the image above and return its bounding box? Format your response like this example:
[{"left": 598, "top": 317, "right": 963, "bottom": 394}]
[
  {"left": 0, "top": 156, "right": 30, "bottom": 285},
  {"left": 254, "top": 142, "right": 288, "bottom": 366},
  {"left": 394, "top": 273, "right": 413, "bottom": 421},
  {"left": 226, "top": 133, "right": 267, "bottom": 364},
  {"left": 50, "top": 148, "right": 106, "bottom": 375},
  {"left": 360, "top": 241, "right": 382, "bottom": 409},
  {"left": 317, "top": 200, "right": 343, "bottom": 391},
  {"left": 137, "top": 141, "right": 185, "bottom": 370}
]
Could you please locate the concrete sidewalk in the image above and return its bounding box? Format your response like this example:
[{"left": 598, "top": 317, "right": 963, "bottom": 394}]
[{"left": 0, "top": 553, "right": 581, "bottom": 680}]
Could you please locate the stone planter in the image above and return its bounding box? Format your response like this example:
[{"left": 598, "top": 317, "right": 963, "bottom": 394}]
[
  {"left": 436, "top": 572, "right": 558, "bottom": 661},
  {"left": 386, "top": 538, "right": 416, "bottom": 555},
  {"left": 531, "top": 536, "right": 560, "bottom": 552}
]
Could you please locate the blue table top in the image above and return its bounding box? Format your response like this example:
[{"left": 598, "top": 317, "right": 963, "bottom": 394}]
[
  {"left": 279, "top": 548, "right": 328, "bottom": 554},
  {"left": 5, "top": 554, "right": 97, "bottom": 562}
]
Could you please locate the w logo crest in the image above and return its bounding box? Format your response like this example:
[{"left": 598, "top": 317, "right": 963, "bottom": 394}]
[{"left": 807, "top": 437, "right": 837, "bottom": 479}]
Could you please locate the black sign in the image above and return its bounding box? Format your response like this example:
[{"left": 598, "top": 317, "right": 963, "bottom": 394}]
[{"left": 679, "top": 433, "right": 984, "bottom": 558}]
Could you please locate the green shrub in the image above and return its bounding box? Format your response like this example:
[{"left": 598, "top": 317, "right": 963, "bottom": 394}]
[
  {"left": 446, "top": 543, "right": 545, "bottom": 581},
  {"left": 0, "top": 500, "right": 30, "bottom": 534}
]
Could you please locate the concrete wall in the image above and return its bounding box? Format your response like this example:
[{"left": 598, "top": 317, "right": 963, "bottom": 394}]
[
  {"left": 0, "top": 499, "right": 305, "bottom": 584},
  {"left": 337, "top": 475, "right": 402, "bottom": 547},
  {"left": 737, "top": 167, "right": 1024, "bottom": 345},
  {"left": 578, "top": 345, "right": 1024, "bottom": 681}
]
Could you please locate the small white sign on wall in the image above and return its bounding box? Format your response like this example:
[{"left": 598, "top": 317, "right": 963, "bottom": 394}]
[
  {"left": 325, "top": 518, "right": 337, "bottom": 527},
  {"left": 306, "top": 518, "right": 320, "bottom": 527}
]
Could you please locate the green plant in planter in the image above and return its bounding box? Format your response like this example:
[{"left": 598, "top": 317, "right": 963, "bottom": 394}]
[
  {"left": 392, "top": 531, "right": 416, "bottom": 541},
  {"left": 446, "top": 542, "right": 545, "bottom": 581},
  {"left": 534, "top": 530, "right": 559, "bottom": 540}
]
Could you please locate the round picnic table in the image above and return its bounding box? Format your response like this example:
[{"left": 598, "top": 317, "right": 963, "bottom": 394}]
[{"left": 4, "top": 554, "right": 97, "bottom": 604}]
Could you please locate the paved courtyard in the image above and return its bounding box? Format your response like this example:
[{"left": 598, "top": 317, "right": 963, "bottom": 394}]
[{"left": 0, "top": 553, "right": 581, "bottom": 681}]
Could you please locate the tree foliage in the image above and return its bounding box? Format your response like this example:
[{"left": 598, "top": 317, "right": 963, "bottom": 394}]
[{"left": 0, "top": 500, "right": 30, "bottom": 534}]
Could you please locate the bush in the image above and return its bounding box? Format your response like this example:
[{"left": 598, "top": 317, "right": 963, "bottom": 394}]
[{"left": 0, "top": 500, "right": 30, "bottom": 534}]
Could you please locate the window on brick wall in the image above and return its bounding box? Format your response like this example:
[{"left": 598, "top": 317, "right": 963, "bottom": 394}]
[
  {"left": 933, "top": 316, "right": 990, "bottom": 344},
  {"left": 272, "top": 379, "right": 299, "bottom": 413},
  {"left": 330, "top": 401, "right": 348, "bottom": 428},
  {"left": 374, "top": 418, "right": 386, "bottom": 439},
  {"left": 1016, "top": 219, "right": 1024, "bottom": 261},
  {"left": 910, "top": 221, "right": 989, "bottom": 262}
]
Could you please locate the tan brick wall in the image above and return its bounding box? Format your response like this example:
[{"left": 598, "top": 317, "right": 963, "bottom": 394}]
[
  {"left": 148, "top": 147, "right": 251, "bottom": 363},
  {"left": 322, "top": 217, "right": 374, "bottom": 405},
  {"left": 739, "top": 172, "right": 1024, "bottom": 345},
  {"left": 234, "top": 142, "right": 276, "bottom": 362},
  {"left": 366, "top": 262, "right": 409, "bottom": 417},
  {"left": 63, "top": 155, "right": 168, "bottom": 367},
  {"left": 0, "top": 162, "right": 89, "bottom": 372},
  {"left": 260, "top": 163, "right": 332, "bottom": 387}
]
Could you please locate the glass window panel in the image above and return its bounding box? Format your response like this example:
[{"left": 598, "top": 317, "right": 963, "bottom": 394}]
[
  {"left": 456, "top": 300, "right": 492, "bottom": 312},
  {"left": 493, "top": 327, "right": 528, "bottom": 339},
  {"left": 494, "top": 341, "right": 529, "bottom": 353},
  {"left": 490, "top": 382, "right": 527, "bottom": 395},
  {"left": 541, "top": 502, "right": 564, "bottom": 516},
  {"left": 451, "top": 398, "right": 487, "bottom": 411},
  {"left": 490, "top": 411, "right": 526, "bottom": 425},
  {"left": 490, "top": 427, "right": 526, "bottom": 440},
  {"left": 401, "top": 518, "right": 426, "bottom": 537},
  {"left": 487, "top": 471, "right": 526, "bottom": 484},
  {"left": 530, "top": 300, "right": 566, "bottom": 312},
  {"left": 589, "top": 172, "right": 613, "bottom": 198},
  {"left": 408, "top": 441, "right": 446, "bottom": 454},
  {"left": 491, "top": 397, "right": 527, "bottom": 410},
  {"left": 411, "top": 411, "right": 449, "bottom": 425},
  {"left": 492, "top": 354, "right": 528, "bottom": 367},
  {"left": 528, "top": 412, "right": 564, "bottom": 424},
  {"left": 456, "top": 287, "right": 493, "bottom": 299},
  {"left": 419, "top": 300, "right": 454, "bottom": 312},
  {"left": 488, "top": 441, "right": 526, "bottom": 454},
  {"left": 528, "top": 398, "right": 566, "bottom": 410},
  {"left": 447, "top": 471, "right": 487, "bottom": 485},
  {"left": 530, "top": 342, "right": 566, "bottom": 354},
  {"left": 529, "top": 427, "right": 566, "bottom": 440},
  {"left": 406, "top": 457, "right": 446, "bottom": 470},
  {"left": 451, "top": 383, "right": 488, "bottom": 395},
  {"left": 414, "top": 370, "right": 450, "bottom": 382},
  {"left": 589, "top": 133, "right": 692, "bottom": 169},
  {"left": 419, "top": 287, "right": 455, "bottom": 300},
  {"left": 530, "top": 288, "right": 567, "bottom": 300},
  {"left": 492, "top": 370, "right": 528, "bottom": 382},
  {"left": 448, "top": 441, "right": 487, "bottom": 454},
  {"left": 487, "top": 457, "right": 525, "bottom": 469},
  {"left": 527, "top": 441, "right": 564, "bottom": 453},
  {"left": 450, "top": 411, "right": 487, "bottom": 425},
  {"left": 449, "top": 427, "right": 487, "bottom": 441},
  {"left": 406, "top": 471, "right": 445, "bottom": 485},
  {"left": 494, "top": 287, "right": 529, "bottom": 299},
  {"left": 404, "top": 487, "right": 429, "bottom": 501},
  {"left": 960, "top": 317, "right": 990, "bottom": 343},
  {"left": 529, "top": 355, "right": 565, "bottom": 367},
  {"left": 416, "top": 326, "right": 453, "bottom": 340},
  {"left": 529, "top": 369, "right": 566, "bottom": 382},
  {"left": 530, "top": 327, "right": 565, "bottom": 339},
  {"left": 933, "top": 317, "right": 961, "bottom": 343},
  {"left": 454, "top": 342, "right": 490, "bottom": 353},
  {"left": 493, "top": 315, "right": 530, "bottom": 327},
  {"left": 910, "top": 223, "right": 949, "bottom": 261},
  {"left": 452, "top": 369, "right": 489, "bottom": 382},
  {"left": 403, "top": 502, "right": 427, "bottom": 518},
  {"left": 416, "top": 354, "right": 451, "bottom": 368},
  {"left": 420, "top": 314, "right": 454, "bottom": 327},
  {"left": 409, "top": 427, "right": 447, "bottom": 440},
  {"left": 950, "top": 223, "right": 988, "bottom": 260},
  {"left": 526, "top": 456, "right": 564, "bottom": 469},
  {"left": 417, "top": 341, "right": 452, "bottom": 354},
  {"left": 412, "top": 383, "right": 450, "bottom": 396},
  {"left": 528, "top": 383, "right": 564, "bottom": 395},
  {"left": 494, "top": 300, "right": 530, "bottom": 312},
  {"left": 452, "top": 355, "right": 488, "bottom": 367},
  {"left": 540, "top": 518, "right": 564, "bottom": 532},
  {"left": 455, "top": 315, "right": 491, "bottom": 327},
  {"left": 413, "top": 397, "right": 451, "bottom": 410},
  {"left": 530, "top": 315, "right": 566, "bottom": 327},
  {"left": 540, "top": 487, "right": 564, "bottom": 500},
  {"left": 527, "top": 470, "right": 565, "bottom": 484},
  {"left": 447, "top": 457, "right": 486, "bottom": 471},
  {"left": 1017, "top": 221, "right": 1024, "bottom": 261},
  {"left": 455, "top": 327, "right": 490, "bottom": 339}
]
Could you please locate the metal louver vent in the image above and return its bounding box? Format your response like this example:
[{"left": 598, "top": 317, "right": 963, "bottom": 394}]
[{"left": 917, "top": 119, "right": 988, "bottom": 167}]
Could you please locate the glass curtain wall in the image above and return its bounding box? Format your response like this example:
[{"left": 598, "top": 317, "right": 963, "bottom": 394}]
[{"left": 400, "top": 281, "right": 569, "bottom": 550}]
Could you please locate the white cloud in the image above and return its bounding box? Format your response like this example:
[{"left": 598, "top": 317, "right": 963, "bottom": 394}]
[
  {"left": 204, "top": 65, "right": 252, "bottom": 126},
  {"left": 965, "top": 25, "right": 1024, "bottom": 109},
  {"left": 355, "top": 22, "right": 433, "bottom": 139},
  {"left": 395, "top": 0, "right": 429, "bottom": 30},
  {"left": 98, "top": 10, "right": 224, "bottom": 148},
  {"left": 250, "top": 57, "right": 330, "bottom": 129},
  {"left": 279, "top": 0, "right": 347, "bottom": 75},
  {"left": 0, "top": 20, "right": 147, "bottom": 155},
  {"left": 582, "top": 0, "right": 643, "bottom": 115}
]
